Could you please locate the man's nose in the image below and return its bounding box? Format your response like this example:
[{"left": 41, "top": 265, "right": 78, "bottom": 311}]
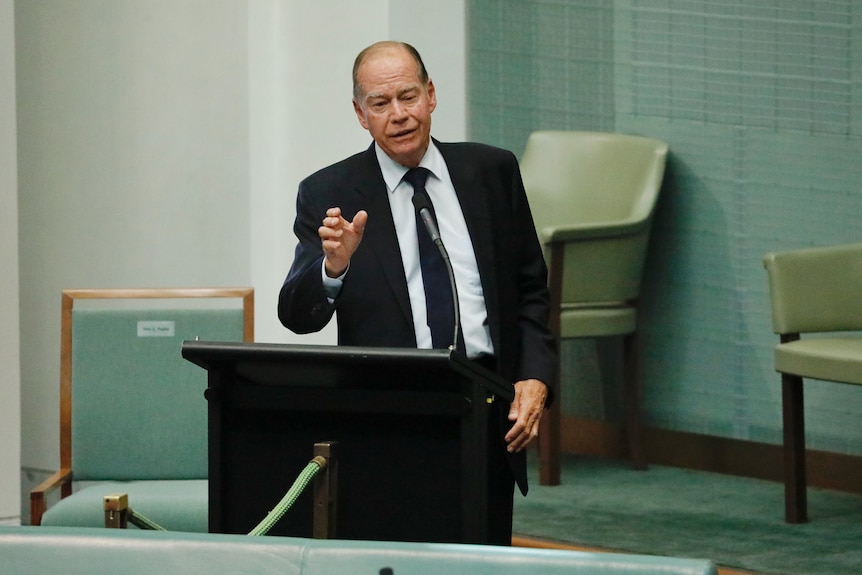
[{"left": 390, "top": 101, "right": 409, "bottom": 121}]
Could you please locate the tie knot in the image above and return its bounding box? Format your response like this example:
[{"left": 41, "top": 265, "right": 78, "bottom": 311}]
[{"left": 403, "top": 167, "right": 431, "bottom": 190}]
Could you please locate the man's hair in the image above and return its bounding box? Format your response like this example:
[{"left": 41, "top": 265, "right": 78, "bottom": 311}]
[{"left": 352, "top": 41, "right": 429, "bottom": 103}]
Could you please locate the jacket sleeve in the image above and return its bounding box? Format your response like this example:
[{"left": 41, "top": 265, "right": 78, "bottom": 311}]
[
  {"left": 508, "top": 153, "right": 558, "bottom": 404},
  {"left": 277, "top": 179, "right": 337, "bottom": 334}
]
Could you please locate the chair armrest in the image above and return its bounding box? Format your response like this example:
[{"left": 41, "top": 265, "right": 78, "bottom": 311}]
[
  {"left": 540, "top": 217, "right": 650, "bottom": 243},
  {"left": 30, "top": 468, "right": 73, "bottom": 525}
]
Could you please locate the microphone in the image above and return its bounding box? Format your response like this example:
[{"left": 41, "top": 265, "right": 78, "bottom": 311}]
[
  {"left": 412, "top": 194, "right": 443, "bottom": 245},
  {"left": 411, "top": 193, "right": 462, "bottom": 354}
]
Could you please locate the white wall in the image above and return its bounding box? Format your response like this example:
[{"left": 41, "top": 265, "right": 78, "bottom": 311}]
[
  {"left": 17, "top": 0, "right": 466, "bottom": 490},
  {"left": 1, "top": 0, "right": 21, "bottom": 524},
  {"left": 16, "top": 0, "right": 252, "bottom": 473}
]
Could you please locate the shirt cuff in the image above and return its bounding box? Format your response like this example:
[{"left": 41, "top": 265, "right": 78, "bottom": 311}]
[{"left": 322, "top": 260, "right": 347, "bottom": 301}]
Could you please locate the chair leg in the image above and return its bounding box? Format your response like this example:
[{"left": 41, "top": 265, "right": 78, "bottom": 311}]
[
  {"left": 782, "top": 373, "right": 807, "bottom": 523},
  {"left": 538, "top": 395, "right": 561, "bottom": 485},
  {"left": 623, "top": 331, "right": 647, "bottom": 470}
]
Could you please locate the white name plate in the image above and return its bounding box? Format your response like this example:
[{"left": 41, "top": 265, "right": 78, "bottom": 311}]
[{"left": 137, "top": 320, "right": 176, "bottom": 337}]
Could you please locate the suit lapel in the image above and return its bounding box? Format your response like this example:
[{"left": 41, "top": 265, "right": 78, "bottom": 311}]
[
  {"left": 438, "top": 143, "right": 500, "bottom": 325},
  {"left": 353, "top": 144, "right": 414, "bottom": 327}
]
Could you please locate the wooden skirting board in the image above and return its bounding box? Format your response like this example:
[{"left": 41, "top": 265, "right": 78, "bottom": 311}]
[{"left": 557, "top": 415, "right": 862, "bottom": 495}]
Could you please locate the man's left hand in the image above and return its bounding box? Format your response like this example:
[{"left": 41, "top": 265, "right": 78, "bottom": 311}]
[{"left": 505, "top": 379, "right": 548, "bottom": 453}]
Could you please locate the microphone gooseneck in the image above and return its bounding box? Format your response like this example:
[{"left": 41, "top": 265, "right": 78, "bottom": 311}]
[{"left": 411, "top": 193, "right": 462, "bottom": 354}]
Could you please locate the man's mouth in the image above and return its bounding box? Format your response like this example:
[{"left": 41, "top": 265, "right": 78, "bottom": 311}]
[{"left": 391, "top": 128, "right": 415, "bottom": 140}]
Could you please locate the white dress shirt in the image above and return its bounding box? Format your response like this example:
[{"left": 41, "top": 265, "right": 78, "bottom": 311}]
[{"left": 377, "top": 142, "right": 493, "bottom": 358}]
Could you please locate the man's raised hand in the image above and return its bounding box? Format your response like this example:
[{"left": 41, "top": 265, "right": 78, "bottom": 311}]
[{"left": 319, "top": 207, "right": 368, "bottom": 277}]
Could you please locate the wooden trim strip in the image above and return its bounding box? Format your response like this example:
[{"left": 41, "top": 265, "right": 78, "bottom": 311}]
[
  {"left": 62, "top": 287, "right": 253, "bottom": 300},
  {"left": 559, "top": 415, "right": 862, "bottom": 495}
]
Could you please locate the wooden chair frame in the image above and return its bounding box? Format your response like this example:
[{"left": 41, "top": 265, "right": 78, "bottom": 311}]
[{"left": 537, "top": 244, "right": 647, "bottom": 485}]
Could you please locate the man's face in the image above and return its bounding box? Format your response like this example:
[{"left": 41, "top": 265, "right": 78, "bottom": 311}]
[{"left": 352, "top": 47, "right": 436, "bottom": 168}]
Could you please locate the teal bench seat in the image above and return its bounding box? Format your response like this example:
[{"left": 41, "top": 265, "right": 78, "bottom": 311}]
[{"left": 0, "top": 526, "right": 718, "bottom": 575}]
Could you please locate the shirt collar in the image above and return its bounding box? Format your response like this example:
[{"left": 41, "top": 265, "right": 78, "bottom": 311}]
[{"left": 375, "top": 140, "right": 444, "bottom": 192}]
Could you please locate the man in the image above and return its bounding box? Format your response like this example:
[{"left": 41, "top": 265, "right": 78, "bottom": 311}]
[{"left": 279, "top": 41, "right": 556, "bottom": 545}]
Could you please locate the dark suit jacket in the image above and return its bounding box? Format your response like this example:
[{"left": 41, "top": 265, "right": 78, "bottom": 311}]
[{"left": 278, "top": 139, "right": 557, "bottom": 494}]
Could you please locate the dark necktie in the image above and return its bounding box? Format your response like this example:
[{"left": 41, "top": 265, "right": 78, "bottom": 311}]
[{"left": 403, "top": 167, "right": 455, "bottom": 349}]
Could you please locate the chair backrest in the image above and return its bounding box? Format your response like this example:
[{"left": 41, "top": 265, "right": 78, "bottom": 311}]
[
  {"left": 61, "top": 288, "right": 254, "bottom": 481},
  {"left": 520, "top": 131, "right": 669, "bottom": 304},
  {"left": 763, "top": 243, "right": 862, "bottom": 334}
]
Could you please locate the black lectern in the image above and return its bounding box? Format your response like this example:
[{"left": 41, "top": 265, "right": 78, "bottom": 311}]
[{"left": 181, "top": 341, "right": 514, "bottom": 544}]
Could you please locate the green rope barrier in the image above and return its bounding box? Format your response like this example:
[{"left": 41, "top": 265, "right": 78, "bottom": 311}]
[
  {"left": 248, "top": 456, "right": 327, "bottom": 537},
  {"left": 111, "top": 455, "right": 326, "bottom": 536}
]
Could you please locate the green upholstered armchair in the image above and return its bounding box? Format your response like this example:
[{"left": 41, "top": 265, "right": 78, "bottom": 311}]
[
  {"left": 763, "top": 243, "right": 862, "bottom": 523},
  {"left": 30, "top": 288, "right": 254, "bottom": 529},
  {"left": 520, "top": 131, "right": 669, "bottom": 485}
]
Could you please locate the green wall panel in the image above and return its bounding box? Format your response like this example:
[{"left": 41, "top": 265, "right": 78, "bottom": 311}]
[
  {"left": 467, "top": 0, "right": 615, "bottom": 155},
  {"left": 468, "top": 0, "right": 862, "bottom": 455}
]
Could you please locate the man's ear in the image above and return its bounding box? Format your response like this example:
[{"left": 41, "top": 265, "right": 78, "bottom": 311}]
[
  {"left": 427, "top": 79, "right": 437, "bottom": 114},
  {"left": 353, "top": 99, "right": 369, "bottom": 130}
]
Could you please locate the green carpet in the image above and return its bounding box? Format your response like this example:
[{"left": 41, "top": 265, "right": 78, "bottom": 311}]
[{"left": 513, "top": 455, "right": 862, "bottom": 575}]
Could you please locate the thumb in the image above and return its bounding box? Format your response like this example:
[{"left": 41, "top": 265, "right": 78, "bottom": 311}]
[
  {"left": 351, "top": 210, "right": 369, "bottom": 235},
  {"left": 508, "top": 391, "right": 520, "bottom": 421}
]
